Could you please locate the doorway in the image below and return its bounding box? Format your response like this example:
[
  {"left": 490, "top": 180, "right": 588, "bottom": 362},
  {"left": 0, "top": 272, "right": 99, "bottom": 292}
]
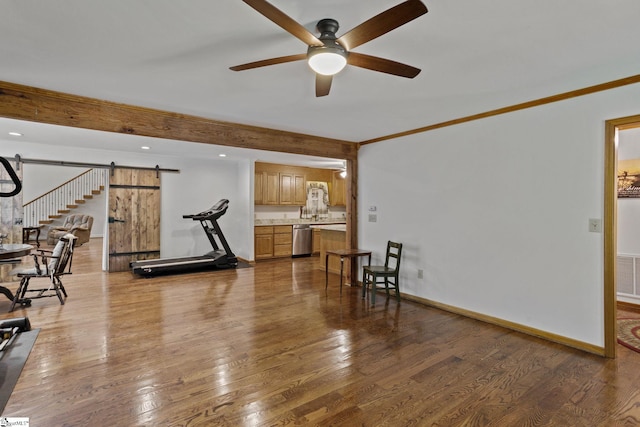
[{"left": 604, "top": 114, "right": 640, "bottom": 358}]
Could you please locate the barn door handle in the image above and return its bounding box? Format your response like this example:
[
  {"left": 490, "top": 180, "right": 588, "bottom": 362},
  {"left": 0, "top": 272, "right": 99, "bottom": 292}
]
[{"left": 108, "top": 217, "right": 125, "bottom": 223}]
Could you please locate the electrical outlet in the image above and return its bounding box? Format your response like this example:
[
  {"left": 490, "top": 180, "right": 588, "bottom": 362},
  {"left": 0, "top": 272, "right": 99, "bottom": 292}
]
[
  {"left": 418, "top": 269, "right": 424, "bottom": 279},
  {"left": 368, "top": 214, "right": 377, "bottom": 222}
]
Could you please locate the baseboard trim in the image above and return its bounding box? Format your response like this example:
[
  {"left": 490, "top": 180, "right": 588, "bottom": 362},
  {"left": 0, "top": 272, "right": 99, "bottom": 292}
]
[
  {"left": 401, "top": 293, "right": 605, "bottom": 357},
  {"left": 618, "top": 300, "right": 640, "bottom": 313}
]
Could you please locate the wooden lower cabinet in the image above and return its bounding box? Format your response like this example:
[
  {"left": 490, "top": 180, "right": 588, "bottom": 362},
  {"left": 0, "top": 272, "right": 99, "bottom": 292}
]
[
  {"left": 255, "top": 226, "right": 275, "bottom": 259},
  {"left": 255, "top": 225, "right": 292, "bottom": 259},
  {"left": 318, "top": 229, "right": 347, "bottom": 274},
  {"left": 312, "top": 228, "right": 321, "bottom": 255},
  {"left": 273, "top": 226, "right": 292, "bottom": 257}
]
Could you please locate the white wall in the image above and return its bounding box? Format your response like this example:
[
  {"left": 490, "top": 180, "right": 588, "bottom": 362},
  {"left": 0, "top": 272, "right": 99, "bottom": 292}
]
[
  {"left": 22, "top": 164, "right": 107, "bottom": 237},
  {"left": 22, "top": 164, "right": 86, "bottom": 202},
  {"left": 359, "top": 84, "right": 640, "bottom": 348},
  {"left": 1, "top": 141, "right": 252, "bottom": 262}
]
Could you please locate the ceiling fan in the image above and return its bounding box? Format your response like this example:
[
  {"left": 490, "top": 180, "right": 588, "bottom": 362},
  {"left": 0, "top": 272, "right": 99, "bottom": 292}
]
[{"left": 230, "top": 0, "right": 428, "bottom": 97}]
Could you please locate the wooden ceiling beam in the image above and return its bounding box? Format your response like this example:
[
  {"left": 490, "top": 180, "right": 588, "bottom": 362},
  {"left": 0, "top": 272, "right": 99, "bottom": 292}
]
[{"left": 0, "top": 80, "right": 357, "bottom": 160}]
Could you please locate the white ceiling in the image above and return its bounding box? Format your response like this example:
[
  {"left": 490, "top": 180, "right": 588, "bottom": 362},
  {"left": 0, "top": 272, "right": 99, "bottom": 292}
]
[{"left": 2, "top": 0, "right": 640, "bottom": 165}]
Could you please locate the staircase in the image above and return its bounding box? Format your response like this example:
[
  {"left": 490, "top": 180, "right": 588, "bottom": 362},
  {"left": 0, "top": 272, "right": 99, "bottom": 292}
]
[{"left": 23, "top": 168, "right": 109, "bottom": 227}]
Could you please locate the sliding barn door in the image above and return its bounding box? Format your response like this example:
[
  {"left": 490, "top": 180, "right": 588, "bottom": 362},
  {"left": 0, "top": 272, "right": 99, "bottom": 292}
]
[{"left": 108, "top": 168, "right": 160, "bottom": 272}]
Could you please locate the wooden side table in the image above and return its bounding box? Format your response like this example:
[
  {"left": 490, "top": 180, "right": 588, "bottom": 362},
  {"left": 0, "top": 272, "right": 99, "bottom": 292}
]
[
  {"left": 325, "top": 248, "right": 372, "bottom": 293},
  {"left": 22, "top": 226, "right": 42, "bottom": 248}
]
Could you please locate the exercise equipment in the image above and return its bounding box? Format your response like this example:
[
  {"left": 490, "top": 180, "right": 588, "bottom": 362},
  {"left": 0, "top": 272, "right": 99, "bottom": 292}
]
[
  {"left": 0, "top": 317, "right": 32, "bottom": 352},
  {"left": 0, "top": 156, "right": 22, "bottom": 197},
  {"left": 130, "top": 199, "right": 238, "bottom": 276}
]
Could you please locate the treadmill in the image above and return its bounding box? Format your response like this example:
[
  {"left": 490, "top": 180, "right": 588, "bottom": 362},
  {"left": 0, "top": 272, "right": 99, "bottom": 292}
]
[{"left": 131, "top": 199, "right": 238, "bottom": 276}]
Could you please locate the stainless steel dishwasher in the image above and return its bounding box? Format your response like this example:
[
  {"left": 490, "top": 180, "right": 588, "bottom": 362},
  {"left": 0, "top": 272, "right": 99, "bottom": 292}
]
[{"left": 292, "top": 224, "right": 312, "bottom": 257}]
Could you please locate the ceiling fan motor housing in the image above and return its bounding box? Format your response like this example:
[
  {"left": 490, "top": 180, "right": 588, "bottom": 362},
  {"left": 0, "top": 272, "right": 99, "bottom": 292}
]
[
  {"left": 316, "top": 18, "right": 340, "bottom": 39},
  {"left": 308, "top": 18, "right": 347, "bottom": 60}
]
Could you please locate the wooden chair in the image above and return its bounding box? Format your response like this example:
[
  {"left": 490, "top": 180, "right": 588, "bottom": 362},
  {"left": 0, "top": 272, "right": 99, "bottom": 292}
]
[
  {"left": 362, "top": 241, "right": 403, "bottom": 305},
  {"left": 10, "top": 234, "right": 77, "bottom": 312}
]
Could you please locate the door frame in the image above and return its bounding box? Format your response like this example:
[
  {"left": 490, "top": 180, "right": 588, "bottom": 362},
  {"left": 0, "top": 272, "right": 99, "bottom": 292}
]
[{"left": 604, "top": 114, "right": 640, "bottom": 358}]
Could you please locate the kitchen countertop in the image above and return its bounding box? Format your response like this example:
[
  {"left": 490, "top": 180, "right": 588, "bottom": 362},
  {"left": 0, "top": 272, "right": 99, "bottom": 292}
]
[
  {"left": 255, "top": 219, "right": 346, "bottom": 226},
  {"left": 310, "top": 224, "right": 346, "bottom": 232}
]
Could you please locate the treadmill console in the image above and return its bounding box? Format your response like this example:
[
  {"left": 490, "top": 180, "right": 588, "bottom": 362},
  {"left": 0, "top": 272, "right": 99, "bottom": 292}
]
[{"left": 183, "top": 199, "right": 229, "bottom": 220}]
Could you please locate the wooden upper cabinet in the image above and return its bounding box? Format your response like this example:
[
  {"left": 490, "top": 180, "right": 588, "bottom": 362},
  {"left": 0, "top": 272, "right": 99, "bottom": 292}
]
[
  {"left": 255, "top": 171, "right": 280, "bottom": 205},
  {"left": 264, "top": 172, "right": 280, "bottom": 205},
  {"left": 331, "top": 171, "right": 346, "bottom": 206},
  {"left": 294, "top": 174, "right": 306, "bottom": 205},
  {"left": 279, "top": 173, "right": 294, "bottom": 204},
  {"left": 254, "top": 171, "right": 265, "bottom": 204},
  {"left": 256, "top": 162, "right": 326, "bottom": 206},
  {"left": 280, "top": 173, "right": 306, "bottom": 205}
]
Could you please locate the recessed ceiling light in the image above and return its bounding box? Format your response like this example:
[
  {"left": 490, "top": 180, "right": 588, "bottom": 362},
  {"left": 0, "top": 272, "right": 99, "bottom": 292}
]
[
  {"left": 219, "top": 154, "right": 227, "bottom": 157},
  {"left": 141, "top": 146, "right": 150, "bottom": 150},
  {"left": 8, "top": 132, "right": 23, "bottom": 136}
]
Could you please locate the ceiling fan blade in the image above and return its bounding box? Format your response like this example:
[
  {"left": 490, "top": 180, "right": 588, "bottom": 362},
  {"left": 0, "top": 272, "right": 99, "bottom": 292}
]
[
  {"left": 337, "top": 0, "right": 428, "bottom": 51},
  {"left": 242, "top": 0, "right": 322, "bottom": 46},
  {"left": 230, "top": 53, "right": 307, "bottom": 71},
  {"left": 348, "top": 52, "right": 421, "bottom": 78},
  {"left": 316, "top": 74, "right": 332, "bottom": 97}
]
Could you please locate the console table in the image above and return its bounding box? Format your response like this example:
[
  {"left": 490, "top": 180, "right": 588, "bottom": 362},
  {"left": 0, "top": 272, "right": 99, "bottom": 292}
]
[
  {"left": 22, "top": 226, "right": 42, "bottom": 248},
  {"left": 325, "top": 248, "right": 372, "bottom": 293}
]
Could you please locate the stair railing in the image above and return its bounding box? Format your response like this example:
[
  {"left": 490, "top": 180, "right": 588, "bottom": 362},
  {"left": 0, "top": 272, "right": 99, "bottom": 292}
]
[{"left": 23, "top": 168, "right": 109, "bottom": 227}]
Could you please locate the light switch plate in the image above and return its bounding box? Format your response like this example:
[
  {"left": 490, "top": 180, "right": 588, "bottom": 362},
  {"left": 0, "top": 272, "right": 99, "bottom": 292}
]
[{"left": 588, "top": 218, "right": 602, "bottom": 233}]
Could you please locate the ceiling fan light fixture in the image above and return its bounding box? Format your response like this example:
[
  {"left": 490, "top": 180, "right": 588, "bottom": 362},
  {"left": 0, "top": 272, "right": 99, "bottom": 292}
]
[{"left": 307, "top": 45, "right": 347, "bottom": 76}]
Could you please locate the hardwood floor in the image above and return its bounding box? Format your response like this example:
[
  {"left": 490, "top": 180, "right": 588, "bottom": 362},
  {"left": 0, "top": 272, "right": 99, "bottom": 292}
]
[{"left": 2, "top": 238, "right": 640, "bottom": 426}]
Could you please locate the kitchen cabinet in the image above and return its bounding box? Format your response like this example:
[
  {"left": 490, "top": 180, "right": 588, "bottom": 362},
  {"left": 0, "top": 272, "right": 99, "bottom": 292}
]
[
  {"left": 255, "top": 226, "right": 275, "bottom": 259},
  {"left": 255, "top": 170, "right": 305, "bottom": 206},
  {"left": 254, "top": 225, "right": 292, "bottom": 259},
  {"left": 254, "top": 171, "right": 264, "bottom": 205},
  {"left": 255, "top": 171, "right": 280, "bottom": 205},
  {"left": 331, "top": 171, "right": 346, "bottom": 206},
  {"left": 317, "top": 226, "right": 347, "bottom": 274},
  {"left": 279, "top": 173, "right": 306, "bottom": 205},
  {"left": 273, "top": 225, "right": 293, "bottom": 257},
  {"left": 312, "top": 228, "right": 321, "bottom": 255},
  {"left": 264, "top": 172, "right": 280, "bottom": 205}
]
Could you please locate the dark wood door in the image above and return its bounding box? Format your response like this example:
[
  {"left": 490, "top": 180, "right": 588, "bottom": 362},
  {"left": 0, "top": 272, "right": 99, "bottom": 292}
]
[{"left": 108, "top": 169, "right": 160, "bottom": 272}]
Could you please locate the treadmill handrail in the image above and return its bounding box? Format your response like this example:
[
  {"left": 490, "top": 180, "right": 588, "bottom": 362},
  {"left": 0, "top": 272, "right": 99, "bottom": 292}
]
[{"left": 182, "top": 199, "right": 229, "bottom": 220}]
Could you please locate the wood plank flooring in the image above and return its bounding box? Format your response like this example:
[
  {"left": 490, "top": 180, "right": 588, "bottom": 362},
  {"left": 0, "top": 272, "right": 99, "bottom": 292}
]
[{"left": 1, "top": 238, "right": 640, "bottom": 426}]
